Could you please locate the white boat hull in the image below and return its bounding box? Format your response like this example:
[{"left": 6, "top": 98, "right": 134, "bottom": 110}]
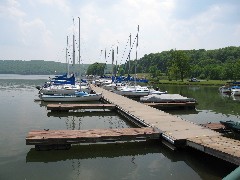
[
  {"left": 114, "top": 85, "right": 150, "bottom": 97},
  {"left": 231, "top": 89, "right": 240, "bottom": 96},
  {"left": 40, "top": 86, "right": 90, "bottom": 95},
  {"left": 40, "top": 93, "right": 102, "bottom": 102},
  {"left": 114, "top": 90, "right": 149, "bottom": 97}
]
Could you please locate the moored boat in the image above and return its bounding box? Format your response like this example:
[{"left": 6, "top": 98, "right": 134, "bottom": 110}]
[
  {"left": 231, "top": 86, "right": 240, "bottom": 96},
  {"left": 114, "top": 85, "right": 150, "bottom": 97},
  {"left": 220, "top": 120, "right": 240, "bottom": 133},
  {"left": 39, "top": 83, "right": 90, "bottom": 95},
  {"left": 39, "top": 91, "right": 102, "bottom": 102}
]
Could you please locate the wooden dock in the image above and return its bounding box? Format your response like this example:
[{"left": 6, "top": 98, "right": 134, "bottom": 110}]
[
  {"left": 90, "top": 85, "right": 240, "bottom": 165},
  {"left": 26, "top": 127, "right": 160, "bottom": 150},
  {"left": 47, "top": 103, "right": 116, "bottom": 111}
]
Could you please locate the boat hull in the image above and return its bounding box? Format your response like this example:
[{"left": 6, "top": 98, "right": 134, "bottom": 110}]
[
  {"left": 40, "top": 93, "right": 102, "bottom": 102},
  {"left": 40, "top": 86, "right": 90, "bottom": 95},
  {"left": 220, "top": 120, "right": 240, "bottom": 133},
  {"left": 114, "top": 90, "right": 149, "bottom": 97}
]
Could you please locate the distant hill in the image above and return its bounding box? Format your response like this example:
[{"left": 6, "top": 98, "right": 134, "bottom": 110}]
[{"left": 0, "top": 60, "right": 112, "bottom": 75}]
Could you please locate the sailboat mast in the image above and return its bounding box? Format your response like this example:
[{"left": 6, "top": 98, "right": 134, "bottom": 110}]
[
  {"left": 111, "top": 49, "right": 114, "bottom": 82},
  {"left": 72, "top": 18, "right": 76, "bottom": 76},
  {"left": 72, "top": 34, "right": 75, "bottom": 75},
  {"left": 78, "top": 17, "right": 81, "bottom": 91},
  {"left": 128, "top": 33, "right": 131, "bottom": 75},
  {"left": 135, "top": 25, "right": 139, "bottom": 87},
  {"left": 116, "top": 45, "right": 118, "bottom": 77},
  {"left": 66, "top": 36, "right": 69, "bottom": 76}
]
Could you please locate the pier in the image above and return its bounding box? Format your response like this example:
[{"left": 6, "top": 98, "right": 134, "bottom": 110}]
[
  {"left": 90, "top": 85, "right": 240, "bottom": 165},
  {"left": 26, "top": 85, "right": 240, "bottom": 165}
]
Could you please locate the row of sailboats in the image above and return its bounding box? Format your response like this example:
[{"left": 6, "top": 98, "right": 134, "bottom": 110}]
[
  {"left": 99, "top": 25, "right": 167, "bottom": 97},
  {"left": 37, "top": 18, "right": 102, "bottom": 102}
]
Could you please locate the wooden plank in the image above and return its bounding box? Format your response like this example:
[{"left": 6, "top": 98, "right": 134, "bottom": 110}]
[
  {"left": 26, "top": 127, "right": 161, "bottom": 145},
  {"left": 47, "top": 104, "right": 116, "bottom": 111}
]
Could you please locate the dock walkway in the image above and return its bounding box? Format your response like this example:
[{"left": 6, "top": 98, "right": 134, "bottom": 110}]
[{"left": 91, "top": 85, "right": 240, "bottom": 165}]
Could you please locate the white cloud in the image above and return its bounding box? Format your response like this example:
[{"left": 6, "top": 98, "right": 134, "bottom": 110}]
[
  {"left": 34, "top": 0, "right": 71, "bottom": 14},
  {"left": 0, "top": 0, "right": 239, "bottom": 61},
  {"left": 0, "top": 0, "right": 26, "bottom": 19}
]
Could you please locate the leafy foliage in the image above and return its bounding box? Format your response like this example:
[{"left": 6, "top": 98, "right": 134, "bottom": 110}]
[{"left": 117, "top": 46, "right": 240, "bottom": 80}]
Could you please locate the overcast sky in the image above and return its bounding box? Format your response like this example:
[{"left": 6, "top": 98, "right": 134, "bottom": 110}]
[{"left": 1, "top": 0, "right": 240, "bottom": 65}]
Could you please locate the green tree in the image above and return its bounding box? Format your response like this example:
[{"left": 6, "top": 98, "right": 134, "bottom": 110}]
[
  {"left": 86, "top": 62, "right": 106, "bottom": 76},
  {"left": 169, "top": 50, "right": 191, "bottom": 81}
]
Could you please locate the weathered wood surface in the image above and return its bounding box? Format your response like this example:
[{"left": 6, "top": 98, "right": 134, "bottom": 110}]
[
  {"left": 26, "top": 127, "right": 161, "bottom": 145},
  {"left": 90, "top": 85, "right": 240, "bottom": 165},
  {"left": 187, "top": 136, "right": 240, "bottom": 165},
  {"left": 47, "top": 103, "right": 116, "bottom": 111}
]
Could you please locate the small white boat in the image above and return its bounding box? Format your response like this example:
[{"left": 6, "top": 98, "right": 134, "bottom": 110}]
[
  {"left": 231, "top": 86, "right": 240, "bottom": 96},
  {"left": 219, "top": 86, "right": 231, "bottom": 94},
  {"left": 114, "top": 85, "right": 150, "bottom": 97},
  {"left": 102, "top": 82, "right": 125, "bottom": 91},
  {"left": 39, "top": 91, "right": 102, "bottom": 102},
  {"left": 149, "top": 87, "right": 167, "bottom": 95}
]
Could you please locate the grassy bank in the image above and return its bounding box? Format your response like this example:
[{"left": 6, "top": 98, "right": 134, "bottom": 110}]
[
  {"left": 124, "top": 73, "right": 237, "bottom": 86},
  {"left": 149, "top": 79, "right": 228, "bottom": 86}
]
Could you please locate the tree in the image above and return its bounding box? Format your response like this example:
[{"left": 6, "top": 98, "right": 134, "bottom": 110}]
[
  {"left": 168, "top": 50, "right": 191, "bottom": 81},
  {"left": 86, "top": 62, "right": 105, "bottom": 76}
]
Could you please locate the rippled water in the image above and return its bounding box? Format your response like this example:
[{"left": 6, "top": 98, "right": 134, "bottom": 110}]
[{"left": 0, "top": 75, "right": 239, "bottom": 180}]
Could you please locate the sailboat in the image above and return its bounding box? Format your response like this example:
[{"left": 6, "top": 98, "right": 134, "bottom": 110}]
[
  {"left": 39, "top": 17, "right": 101, "bottom": 102},
  {"left": 113, "top": 25, "right": 150, "bottom": 97}
]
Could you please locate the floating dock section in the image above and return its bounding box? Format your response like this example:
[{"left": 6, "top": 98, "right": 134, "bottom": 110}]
[
  {"left": 26, "top": 127, "right": 160, "bottom": 150},
  {"left": 47, "top": 104, "right": 116, "bottom": 111}
]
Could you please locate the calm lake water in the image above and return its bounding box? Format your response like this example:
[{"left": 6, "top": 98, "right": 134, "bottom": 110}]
[{"left": 0, "top": 74, "right": 239, "bottom": 180}]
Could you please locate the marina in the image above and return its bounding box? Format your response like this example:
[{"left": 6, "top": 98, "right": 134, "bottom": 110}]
[
  {"left": 26, "top": 84, "right": 240, "bottom": 166},
  {"left": 1, "top": 75, "right": 240, "bottom": 179}
]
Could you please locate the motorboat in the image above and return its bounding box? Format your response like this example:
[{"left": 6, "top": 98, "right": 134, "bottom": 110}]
[
  {"left": 220, "top": 120, "right": 240, "bottom": 133},
  {"left": 149, "top": 87, "right": 167, "bottom": 95},
  {"left": 231, "top": 86, "right": 240, "bottom": 96},
  {"left": 114, "top": 85, "right": 150, "bottom": 97}
]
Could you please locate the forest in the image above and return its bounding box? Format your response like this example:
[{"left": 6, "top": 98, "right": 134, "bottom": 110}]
[
  {"left": 88, "top": 46, "right": 240, "bottom": 81},
  {"left": 1, "top": 46, "right": 240, "bottom": 81}
]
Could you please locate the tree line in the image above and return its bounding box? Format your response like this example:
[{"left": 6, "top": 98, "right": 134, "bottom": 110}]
[
  {"left": 87, "top": 46, "right": 240, "bottom": 81},
  {"left": 1, "top": 46, "right": 240, "bottom": 81},
  {"left": 0, "top": 60, "right": 92, "bottom": 75}
]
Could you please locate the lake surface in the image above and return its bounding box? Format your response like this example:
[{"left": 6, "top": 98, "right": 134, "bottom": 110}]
[{"left": 0, "top": 74, "right": 239, "bottom": 180}]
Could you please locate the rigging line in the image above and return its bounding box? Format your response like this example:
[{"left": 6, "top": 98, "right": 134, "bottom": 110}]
[
  {"left": 120, "top": 36, "right": 130, "bottom": 64},
  {"left": 125, "top": 33, "right": 138, "bottom": 63}
]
